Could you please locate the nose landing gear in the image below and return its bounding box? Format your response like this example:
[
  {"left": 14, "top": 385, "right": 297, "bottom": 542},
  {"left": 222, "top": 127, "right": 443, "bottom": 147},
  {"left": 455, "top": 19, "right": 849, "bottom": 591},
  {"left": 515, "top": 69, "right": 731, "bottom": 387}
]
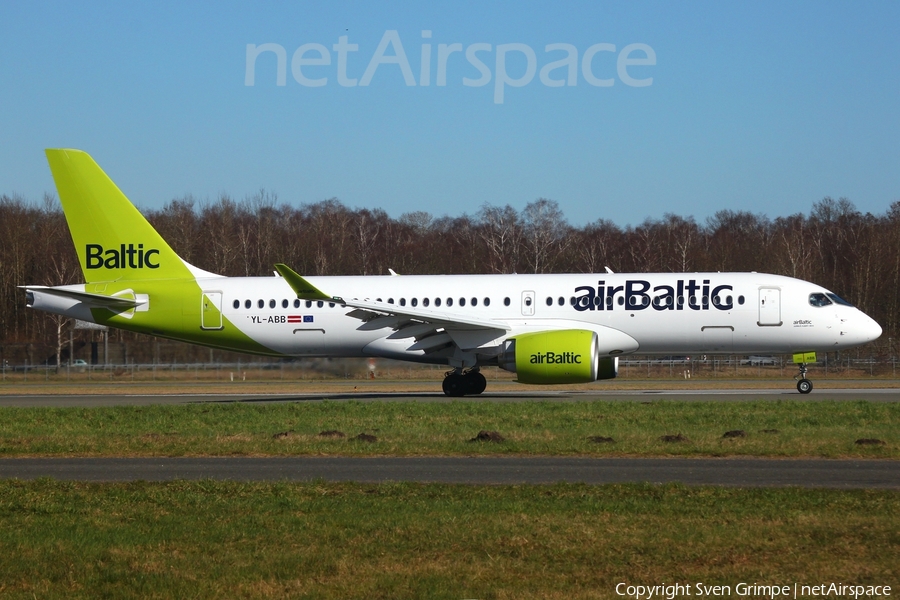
[
  {"left": 442, "top": 367, "right": 487, "bottom": 397},
  {"left": 794, "top": 362, "right": 813, "bottom": 394}
]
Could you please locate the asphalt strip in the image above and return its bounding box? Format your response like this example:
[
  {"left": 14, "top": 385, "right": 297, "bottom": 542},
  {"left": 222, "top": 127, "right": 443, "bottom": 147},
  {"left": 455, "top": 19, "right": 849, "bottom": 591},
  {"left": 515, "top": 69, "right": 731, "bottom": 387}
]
[{"left": 0, "top": 457, "right": 897, "bottom": 488}]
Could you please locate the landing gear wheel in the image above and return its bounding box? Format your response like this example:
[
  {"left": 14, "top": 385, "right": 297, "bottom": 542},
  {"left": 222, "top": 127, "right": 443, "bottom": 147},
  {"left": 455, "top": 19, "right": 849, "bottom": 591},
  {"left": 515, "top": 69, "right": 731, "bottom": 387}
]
[
  {"left": 442, "top": 372, "right": 466, "bottom": 397},
  {"left": 794, "top": 361, "right": 813, "bottom": 394},
  {"left": 467, "top": 371, "right": 487, "bottom": 395},
  {"left": 442, "top": 368, "right": 487, "bottom": 397}
]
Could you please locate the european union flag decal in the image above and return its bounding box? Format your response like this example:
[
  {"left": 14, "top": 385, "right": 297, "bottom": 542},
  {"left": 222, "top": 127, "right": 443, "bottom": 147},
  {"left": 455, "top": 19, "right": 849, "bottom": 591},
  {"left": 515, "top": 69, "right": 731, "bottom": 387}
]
[{"left": 303, "top": 315, "right": 314, "bottom": 323}]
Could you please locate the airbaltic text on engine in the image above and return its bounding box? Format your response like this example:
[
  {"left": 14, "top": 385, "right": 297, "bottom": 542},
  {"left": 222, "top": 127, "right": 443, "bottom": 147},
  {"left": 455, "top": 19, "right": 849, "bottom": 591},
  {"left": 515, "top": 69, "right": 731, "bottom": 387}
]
[
  {"left": 574, "top": 279, "right": 734, "bottom": 311},
  {"left": 86, "top": 244, "right": 160, "bottom": 269},
  {"left": 530, "top": 352, "right": 582, "bottom": 364}
]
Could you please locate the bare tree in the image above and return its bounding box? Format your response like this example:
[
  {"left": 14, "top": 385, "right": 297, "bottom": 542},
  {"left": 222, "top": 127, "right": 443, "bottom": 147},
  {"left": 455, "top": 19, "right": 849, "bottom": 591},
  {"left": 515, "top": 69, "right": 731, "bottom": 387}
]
[
  {"left": 522, "top": 198, "right": 570, "bottom": 273},
  {"left": 476, "top": 204, "right": 522, "bottom": 273}
]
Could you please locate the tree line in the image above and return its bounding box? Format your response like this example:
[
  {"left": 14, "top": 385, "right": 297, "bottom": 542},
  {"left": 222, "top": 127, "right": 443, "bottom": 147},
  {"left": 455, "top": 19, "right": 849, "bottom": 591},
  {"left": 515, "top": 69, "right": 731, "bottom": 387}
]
[{"left": 2, "top": 192, "right": 898, "bottom": 364}]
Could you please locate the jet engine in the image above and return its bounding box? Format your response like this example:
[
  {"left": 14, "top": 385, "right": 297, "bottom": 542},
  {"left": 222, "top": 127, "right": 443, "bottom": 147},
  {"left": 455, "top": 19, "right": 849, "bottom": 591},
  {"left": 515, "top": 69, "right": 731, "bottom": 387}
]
[{"left": 498, "top": 329, "right": 618, "bottom": 384}]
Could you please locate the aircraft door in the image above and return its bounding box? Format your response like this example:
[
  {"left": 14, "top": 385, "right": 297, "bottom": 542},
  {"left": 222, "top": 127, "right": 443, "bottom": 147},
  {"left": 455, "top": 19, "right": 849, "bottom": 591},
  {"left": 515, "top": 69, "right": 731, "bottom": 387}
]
[
  {"left": 521, "top": 291, "right": 535, "bottom": 316},
  {"left": 201, "top": 291, "right": 224, "bottom": 330},
  {"left": 758, "top": 287, "right": 782, "bottom": 326}
]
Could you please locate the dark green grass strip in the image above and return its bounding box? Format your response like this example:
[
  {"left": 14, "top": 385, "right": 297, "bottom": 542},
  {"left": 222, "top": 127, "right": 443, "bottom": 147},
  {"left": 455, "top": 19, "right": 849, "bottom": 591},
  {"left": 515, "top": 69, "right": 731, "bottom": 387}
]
[
  {"left": 0, "top": 481, "right": 896, "bottom": 599},
  {"left": 0, "top": 400, "right": 896, "bottom": 458}
]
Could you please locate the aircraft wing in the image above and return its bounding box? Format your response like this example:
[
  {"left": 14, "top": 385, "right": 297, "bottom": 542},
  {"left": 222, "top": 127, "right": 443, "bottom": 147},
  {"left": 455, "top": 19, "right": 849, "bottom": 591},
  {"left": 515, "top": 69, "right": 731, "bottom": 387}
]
[
  {"left": 341, "top": 298, "right": 510, "bottom": 333},
  {"left": 274, "top": 263, "right": 509, "bottom": 352}
]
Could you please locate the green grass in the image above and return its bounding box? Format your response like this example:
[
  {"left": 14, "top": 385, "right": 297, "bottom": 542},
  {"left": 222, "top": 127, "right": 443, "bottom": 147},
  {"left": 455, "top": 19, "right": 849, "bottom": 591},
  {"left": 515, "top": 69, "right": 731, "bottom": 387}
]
[
  {"left": 0, "top": 400, "right": 896, "bottom": 458},
  {"left": 0, "top": 480, "right": 895, "bottom": 599}
]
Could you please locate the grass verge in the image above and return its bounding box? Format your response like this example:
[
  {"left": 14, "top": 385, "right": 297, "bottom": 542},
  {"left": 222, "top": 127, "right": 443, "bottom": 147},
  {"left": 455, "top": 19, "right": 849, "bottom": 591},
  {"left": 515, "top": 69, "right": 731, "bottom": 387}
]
[
  {"left": 0, "top": 400, "right": 896, "bottom": 458},
  {"left": 0, "top": 480, "right": 896, "bottom": 599}
]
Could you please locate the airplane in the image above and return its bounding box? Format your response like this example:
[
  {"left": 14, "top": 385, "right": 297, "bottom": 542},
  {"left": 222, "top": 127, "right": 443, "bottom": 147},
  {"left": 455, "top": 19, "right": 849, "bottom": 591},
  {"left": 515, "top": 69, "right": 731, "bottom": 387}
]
[{"left": 25, "top": 149, "right": 882, "bottom": 395}]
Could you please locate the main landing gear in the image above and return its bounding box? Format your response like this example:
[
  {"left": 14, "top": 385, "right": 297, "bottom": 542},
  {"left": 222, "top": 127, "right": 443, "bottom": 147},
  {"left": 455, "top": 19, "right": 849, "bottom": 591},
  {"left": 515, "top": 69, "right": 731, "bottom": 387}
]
[
  {"left": 794, "top": 362, "right": 813, "bottom": 394},
  {"left": 442, "top": 367, "right": 487, "bottom": 397}
]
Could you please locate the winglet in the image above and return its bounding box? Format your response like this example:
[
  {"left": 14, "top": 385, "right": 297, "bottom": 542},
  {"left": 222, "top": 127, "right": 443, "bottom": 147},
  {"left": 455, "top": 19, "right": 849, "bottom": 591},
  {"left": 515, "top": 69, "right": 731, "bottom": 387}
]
[{"left": 274, "top": 264, "right": 336, "bottom": 301}]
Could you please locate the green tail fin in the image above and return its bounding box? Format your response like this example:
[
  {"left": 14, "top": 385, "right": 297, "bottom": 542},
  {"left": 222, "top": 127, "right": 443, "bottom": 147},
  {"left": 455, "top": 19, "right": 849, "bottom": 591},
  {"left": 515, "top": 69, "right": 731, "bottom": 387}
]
[{"left": 45, "top": 149, "right": 208, "bottom": 283}]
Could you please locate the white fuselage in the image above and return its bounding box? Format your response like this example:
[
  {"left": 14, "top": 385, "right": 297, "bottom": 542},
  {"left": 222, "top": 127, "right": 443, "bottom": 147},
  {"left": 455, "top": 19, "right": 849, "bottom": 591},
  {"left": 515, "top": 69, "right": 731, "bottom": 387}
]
[{"left": 184, "top": 271, "right": 881, "bottom": 361}]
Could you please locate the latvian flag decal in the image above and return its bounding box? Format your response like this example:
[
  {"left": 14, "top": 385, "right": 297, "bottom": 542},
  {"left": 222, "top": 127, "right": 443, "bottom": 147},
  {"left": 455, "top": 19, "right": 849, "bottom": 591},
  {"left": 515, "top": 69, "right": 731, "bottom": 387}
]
[{"left": 288, "top": 315, "right": 314, "bottom": 323}]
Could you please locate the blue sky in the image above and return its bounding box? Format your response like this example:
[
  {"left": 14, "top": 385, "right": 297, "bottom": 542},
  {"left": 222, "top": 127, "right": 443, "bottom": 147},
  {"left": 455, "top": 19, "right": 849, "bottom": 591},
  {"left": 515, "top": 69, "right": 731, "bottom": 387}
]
[{"left": 1, "top": 1, "right": 898, "bottom": 227}]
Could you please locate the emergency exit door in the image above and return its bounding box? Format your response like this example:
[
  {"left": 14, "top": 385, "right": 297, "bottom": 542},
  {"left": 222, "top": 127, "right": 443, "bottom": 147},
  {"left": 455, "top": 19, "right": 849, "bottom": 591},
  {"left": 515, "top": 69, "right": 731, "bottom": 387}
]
[{"left": 521, "top": 291, "right": 535, "bottom": 316}]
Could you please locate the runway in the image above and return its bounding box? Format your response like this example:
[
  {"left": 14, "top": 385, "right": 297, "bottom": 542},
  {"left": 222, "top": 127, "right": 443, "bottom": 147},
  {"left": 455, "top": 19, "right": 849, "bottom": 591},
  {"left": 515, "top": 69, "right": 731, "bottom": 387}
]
[
  {"left": 1, "top": 387, "right": 899, "bottom": 407},
  {"left": 1, "top": 457, "right": 897, "bottom": 488}
]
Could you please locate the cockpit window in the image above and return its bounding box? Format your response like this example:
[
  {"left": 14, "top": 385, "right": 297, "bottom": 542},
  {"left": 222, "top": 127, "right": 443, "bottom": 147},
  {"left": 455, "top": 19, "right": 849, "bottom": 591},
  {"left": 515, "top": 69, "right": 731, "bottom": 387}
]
[
  {"left": 826, "top": 293, "right": 854, "bottom": 307},
  {"left": 808, "top": 293, "right": 832, "bottom": 307}
]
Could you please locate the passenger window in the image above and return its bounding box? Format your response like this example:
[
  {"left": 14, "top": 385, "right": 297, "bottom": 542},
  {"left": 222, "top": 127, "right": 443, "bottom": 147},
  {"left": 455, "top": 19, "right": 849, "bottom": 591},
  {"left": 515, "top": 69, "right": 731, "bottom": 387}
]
[
  {"left": 258, "top": 299, "right": 264, "bottom": 309},
  {"left": 306, "top": 300, "right": 312, "bottom": 308},
  {"left": 411, "top": 298, "right": 418, "bottom": 307},
  {"left": 447, "top": 298, "right": 453, "bottom": 307},
  {"left": 546, "top": 297, "right": 553, "bottom": 306},
  {"left": 435, "top": 298, "right": 442, "bottom": 307},
  {"left": 269, "top": 299, "right": 276, "bottom": 309},
  {"left": 245, "top": 299, "right": 251, "bottom": 309},
  {"left": 617, "top": 297, "right": 625, "bottom": 306},
  {"left": 504, "top": 297, "right": 510, "bottom": 306},
  {"left": 400, "top": 298, "right": 406, "bottom": 307},
  {"left": 809, "top": 293, "right": 832, "bottom": 307},
  {"left": 423, "top": 298, "right": 430, "bottom": 307},
  {"left": 282, "top": 299, "right": 288, "bottom": 309},
  {"left": 233, "top": 299, "right": 240, "bottom": 309},
  {"left": 388, "top": 298, "right": 394, "bottom": 304},
  {"left": 738, "top": 295, "right": 745, "bottom": 305},
  {"left": 460, "top": 298, "right": 466, "bottom": 307},
  {"left": 558, "top": 297, "right": 564, "bottom": 306},
  {"left": 471, "top": 297, "right": 478, "bottom": 306},
  {"left": 317, "top": 301, "right": 324, "bottom": 308},
  {"left": 484, "top": 298, "right": 490, "bottom": 307},
  {"left": 606, "top": 297, "right": 613, "bottom": 307},
  {"left": 329, "top": 302, "right": 335, "bottom": 308},
  {"left": 293, "top": 299, "right": 300, "bottom": 308}
]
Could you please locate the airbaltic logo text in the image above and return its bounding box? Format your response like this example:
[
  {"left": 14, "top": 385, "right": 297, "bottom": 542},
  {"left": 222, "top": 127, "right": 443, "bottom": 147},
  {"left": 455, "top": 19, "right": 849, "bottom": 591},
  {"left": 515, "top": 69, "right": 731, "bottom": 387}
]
[
  {"left": 574, "top": 279, "right": 735, "bottom": 312},
  {"left": 245, "top": 30, "right": 656, "bottom": 104},
  {"left": 86, "top": 244, "right": 160, "bottom": 269},
  {"left": 530, "top": 352, "right": 582, "bottom": 365}
]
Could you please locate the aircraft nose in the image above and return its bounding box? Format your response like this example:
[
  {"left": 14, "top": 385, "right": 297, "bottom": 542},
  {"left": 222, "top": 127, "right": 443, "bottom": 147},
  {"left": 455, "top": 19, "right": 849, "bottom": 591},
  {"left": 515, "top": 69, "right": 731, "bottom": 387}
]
[
  {"left": 854, "top": 313, "right": 882, "bottom": 344},
  {"left": 865, "top": 316, "right": 883, "bottom": 342}
]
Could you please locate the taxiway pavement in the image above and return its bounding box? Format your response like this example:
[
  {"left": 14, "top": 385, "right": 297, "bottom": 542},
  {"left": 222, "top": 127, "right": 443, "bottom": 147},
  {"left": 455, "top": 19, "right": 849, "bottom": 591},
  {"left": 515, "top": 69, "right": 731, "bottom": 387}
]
[
  {"left": 0, "top": 388, "right": 898, "bottom": 408},
  {"left": 0, "top": 457, "right": 897, "bottom": 488}
]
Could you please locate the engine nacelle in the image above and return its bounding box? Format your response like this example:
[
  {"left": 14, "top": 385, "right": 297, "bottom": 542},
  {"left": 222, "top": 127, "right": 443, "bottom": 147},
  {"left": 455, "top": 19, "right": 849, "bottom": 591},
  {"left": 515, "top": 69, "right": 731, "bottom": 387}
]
[{"left": 498, "top": 329, "right": 618, "bottom": 384}]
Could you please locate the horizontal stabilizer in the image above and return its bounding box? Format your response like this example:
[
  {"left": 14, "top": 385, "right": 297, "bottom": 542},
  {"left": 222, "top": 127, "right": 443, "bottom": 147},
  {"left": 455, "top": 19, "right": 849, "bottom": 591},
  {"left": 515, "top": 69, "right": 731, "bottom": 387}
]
[{"left": 24, "top": 286, "right": 143, "bottom": 309}]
